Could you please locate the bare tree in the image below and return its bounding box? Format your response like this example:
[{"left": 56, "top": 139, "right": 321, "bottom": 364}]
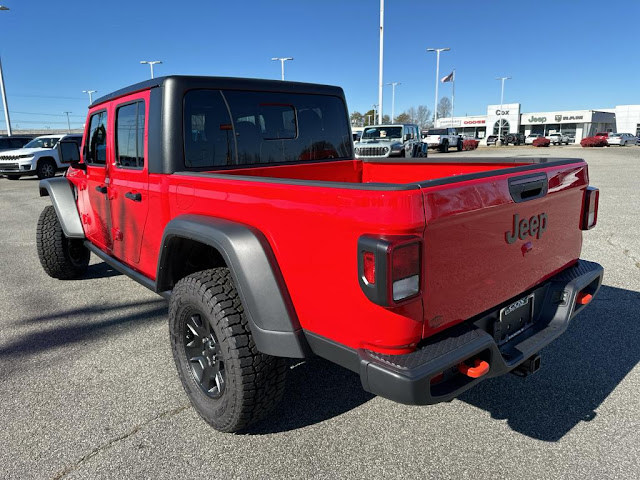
[
  {"left": 350, "top": 111, "right": 363, "bottom": 127},
  {"left": 406, "top": 107, "right": 417, "bottom": 124},
  {"left": 437, "top": 97, "right": 452, "bottom": 119},
  {"left": 415, "top": 105, "right": 432, "bottom": 130},
  {"left": 395, "top": 112, "right": 411, "bottom": 123}
]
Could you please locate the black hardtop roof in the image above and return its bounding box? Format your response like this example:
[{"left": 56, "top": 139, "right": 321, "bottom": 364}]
[{"left": 91, "top": 75, "right": 346, "bottom": 108}]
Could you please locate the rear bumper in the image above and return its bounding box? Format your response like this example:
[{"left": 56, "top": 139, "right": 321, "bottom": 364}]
[{"left": 307, "top": 259, "right": 603, "bottom": 405}]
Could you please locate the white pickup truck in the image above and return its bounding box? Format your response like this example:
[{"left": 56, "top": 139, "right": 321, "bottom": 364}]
[
  {"left": 547, "top": 133, "right": 570, "bottom": 145},
  {"left": 0, "top": 134, "right": 83, "bottom": 180},
  {"left": 422, "top": 128, "right": 462, "bottom": 152}
]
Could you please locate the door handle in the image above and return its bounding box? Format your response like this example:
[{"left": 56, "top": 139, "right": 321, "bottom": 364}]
[
  {"left": 95, "top": 185, "right": 107, "bottom": 194},
  {"left": 125, "top": 192, "right": 142, "bottom": 202}
]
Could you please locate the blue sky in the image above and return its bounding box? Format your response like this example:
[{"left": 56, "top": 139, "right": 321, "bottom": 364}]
[{"left": 0, "top": 0, "right": 638, "bottom": 129}]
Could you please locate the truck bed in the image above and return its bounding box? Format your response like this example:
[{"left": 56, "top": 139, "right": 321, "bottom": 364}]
[
  {"left": 207, "top": 158, "right": 538, "bottom": 186},
  {"left": 162, "top": 157, "right": 588, "bottom": 353}
]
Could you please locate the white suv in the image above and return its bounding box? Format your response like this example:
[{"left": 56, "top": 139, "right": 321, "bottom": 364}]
[{"left": 0, "top": 134, "right": 83, "bottom": 180}]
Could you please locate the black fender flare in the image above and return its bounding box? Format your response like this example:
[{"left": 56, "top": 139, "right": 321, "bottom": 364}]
[
  {"left": 157, "top": 215, "right": 310, "bottom": 358},
  {"left": 39, "top": 177, "right": 84, "bottom": 238}
]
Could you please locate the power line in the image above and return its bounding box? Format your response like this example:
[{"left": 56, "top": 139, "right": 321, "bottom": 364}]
[{"left": 10, "top": 110, "right": 85, "bottom": 118}]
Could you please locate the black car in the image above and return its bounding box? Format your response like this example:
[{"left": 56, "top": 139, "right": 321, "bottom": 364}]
[
  {"left": 486, "top": 135, "right": 504, "bottom": 145},
  {"left": 505, "top": 133, "right": 525, "bottom": 145},
  {"left": 0, "top": 136, "right": 33, "bottom": 152}
]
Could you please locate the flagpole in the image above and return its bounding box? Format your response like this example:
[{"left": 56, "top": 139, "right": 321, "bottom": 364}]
[{"left": 451, "top": 69, "right": 455, "bottom": 123}]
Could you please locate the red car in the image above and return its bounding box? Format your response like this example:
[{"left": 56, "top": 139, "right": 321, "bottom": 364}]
[{"left": 37, "top": 76, "right": 603, "bottom": 432}]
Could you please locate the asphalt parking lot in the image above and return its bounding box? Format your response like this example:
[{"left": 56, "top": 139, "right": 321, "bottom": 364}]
[{"left": 1, "top": 145, "right": 638, "bottom": 479}]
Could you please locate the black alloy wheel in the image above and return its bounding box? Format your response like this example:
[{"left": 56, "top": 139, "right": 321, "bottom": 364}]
[{"left": 183, "top": 310, "right": 225, "bottom": 398}]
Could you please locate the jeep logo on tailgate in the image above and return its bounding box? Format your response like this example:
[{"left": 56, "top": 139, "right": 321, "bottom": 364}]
[{"left": 506, "top": 213, "right": 548, "bottom": 244}]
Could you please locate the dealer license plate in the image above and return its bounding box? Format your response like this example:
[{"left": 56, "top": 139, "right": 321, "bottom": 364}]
[{"left": 494, "top": 294, "right": 535, "bottom": 345}]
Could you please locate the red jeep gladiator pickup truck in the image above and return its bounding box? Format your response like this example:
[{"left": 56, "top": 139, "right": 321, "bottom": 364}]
[{"left": 37, "top": 76, "right": 603, "bottom": 433}]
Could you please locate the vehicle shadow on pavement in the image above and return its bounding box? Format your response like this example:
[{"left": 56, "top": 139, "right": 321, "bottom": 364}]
[
  {"left": 83, "top": 262, "right": 122, "bottom": 280},
  {"left": 459, "top": 285, "right": 639, "bottom": 441},
  {"left": 244, "top": 357, "right": 374, "bottom": 435},
  {"left": 1, "top": 300, "right": 167, "bottom": 360}
]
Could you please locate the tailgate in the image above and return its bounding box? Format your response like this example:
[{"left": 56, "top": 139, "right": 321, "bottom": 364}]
[{"left": 420, "top": 160, "right": 588, "bottom": 337}]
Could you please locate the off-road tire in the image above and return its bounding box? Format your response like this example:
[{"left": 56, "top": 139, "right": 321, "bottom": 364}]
[
  {"left": 36, "top": 158, "right": 57, "bottom": 179},
  {"left": 169, "top": 268, "right": 287, "bottom": 433},
  {"left": 36, "top": 205, "right": 90, "bottom": 279},
  {"left": 439, "top": 140, "right": 449, "bottom": 153},
  {"left": 456, "top": 140, "right": 463, "bottom": 151}
]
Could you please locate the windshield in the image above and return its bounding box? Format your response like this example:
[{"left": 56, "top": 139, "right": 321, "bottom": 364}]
[
  {"left": 362, "top": 126, "right": 402, "bottom": 140},
  {"left": 24, "top": 137, "right": 60, "bottom": 149}
]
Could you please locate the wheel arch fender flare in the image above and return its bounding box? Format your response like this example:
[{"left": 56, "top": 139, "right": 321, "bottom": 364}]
[
  {"left": 38, "top": 177, "right": 84, "bottom": 238},
  {"left": 157, "top": 215, "right": 310, "bottom": 358}
]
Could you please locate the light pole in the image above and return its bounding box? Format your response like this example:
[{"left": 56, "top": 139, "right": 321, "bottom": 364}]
[
  {"left": 386, "top": 82, "right": 401, "bottom": 123},
  {"left": 427, "top": 47, "right": 450, "bottom": 125},
  {"left": 82, "top": 90, "right": 97, "bottom": 105},
  {"left": 378, "top": 0, "right": 384, "bottom": 124},
  {"left": 496, "top": 76, "right": 511, "bottom": 146},
  {"left": 140, "top": 60, "right": 162, "bottom": 79},
  {"left": 63, "top": 112, "right": 71, "bottom": 133},
  {"left": 0, "top": 5, "right": 12, "bottom": 136},
  {"left": 366, "top": 114, "right": 372, "bottom": 126},
  {"left": 271, "top": 57, "right": 293, "bottom": 81}
]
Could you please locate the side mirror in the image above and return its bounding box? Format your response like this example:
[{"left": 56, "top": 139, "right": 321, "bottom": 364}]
[{"left": 57, "top": 140, "right": 85, "bottom": 170}]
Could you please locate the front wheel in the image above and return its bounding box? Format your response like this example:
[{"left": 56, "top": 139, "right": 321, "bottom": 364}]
[
  {"left": 36, "top": 205, "right": 90, "bottom": 279},
  {"left": 169, "top": 268, "right": 287, "bottom": 433},
  {"left": 36, "top": 159, "right": 57, "bottom": 179}
]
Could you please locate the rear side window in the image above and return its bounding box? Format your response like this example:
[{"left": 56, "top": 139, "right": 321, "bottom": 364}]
[
  {"left": 183, "top": 89, "right": 351, "bottom": 168},
  {"left": 116, "top": 101, "right": 146, "bottom": 168},
  {"left": 10, "top": 138, "right": 28, "bottom": 148},
  {"left": 86, "top": 111, "right": 108, "bottom": 165}
]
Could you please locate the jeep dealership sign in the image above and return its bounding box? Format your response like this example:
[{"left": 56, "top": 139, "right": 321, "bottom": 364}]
[{"left": 521, "top": 110, "right": 592, "bottom": 125}]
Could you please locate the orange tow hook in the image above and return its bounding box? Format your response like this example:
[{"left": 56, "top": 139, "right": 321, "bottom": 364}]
[
  {"left": 458, "top": 359, "right": 490, "bottom": 378},
  {"left": 576, "top": 292, "right": 593, "bottom": 305}
]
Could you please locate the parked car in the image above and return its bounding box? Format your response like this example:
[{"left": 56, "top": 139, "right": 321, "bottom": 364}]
[
  {"left": 0, "top": 134, "right": 83, "bottom": 180},
  {"left": 38, "top": 75, "right": 603, "bottom": 433},
  {"left": 486, "top": 135, "right": 505, "bottom": 146},
  {"left": 606, "top": 133, "right": 637, "bottom": 146},
  {"left": 355, "top": 124, "right": 426, "bottom": 158},
  {"left": 525, "top": 134, "right": 543, "bottom": 145},
  {"left": 547, "top": 133, "right": 570, "bottom": 145},
  {"left": 594, "top": 132, "right": 610, "bottom": 140},
  {"left": 0, "top": 136, "right": 33, "bottom": 152},
  {"left": 504, "top": 133, "right": 525, "bottom": 145},
  {"left": 422, "top": 128, "right": 462, "bottom": 152}
]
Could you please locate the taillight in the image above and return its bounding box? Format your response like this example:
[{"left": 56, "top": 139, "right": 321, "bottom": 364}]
[
  {"left": 358, "top": 235, "right": 422, "bottom": 306},
  {"left": 391, "top": 242, "right": 420, "bottom": 301},
  {"left": 363, "top": 251, "right": 376, "bottom": 284},
  {"left": 581, "top": 186, "right": 599, "bottom": 230}
]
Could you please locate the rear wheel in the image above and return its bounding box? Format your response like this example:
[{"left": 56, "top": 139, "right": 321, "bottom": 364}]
[
  {"left": 169, "top": 268, "right": 287, "bottom": 432},
  {"left": 439, "top": 140, "right": 449, "bottom": 153},
  {"left": 36, "top": 205, "right": 90, "bottom": 279},
  {"left": 36, "top": 159, "right": 56, "bottom": 179},
  {"left": 456, "top": 140, "right": 463, "bottom": 151}
]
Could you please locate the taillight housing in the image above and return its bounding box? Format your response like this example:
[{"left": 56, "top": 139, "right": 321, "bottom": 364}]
[
  {"left": 358, "top": 235, "right": 422, "bottom": 306},
  {"left": 581, "top": 186, "right": 599, "bottom": 230}
]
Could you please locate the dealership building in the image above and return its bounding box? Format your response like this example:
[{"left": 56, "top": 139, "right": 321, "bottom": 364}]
[{"left": 435, "top": 103, "right": 640, "bottom": 143}]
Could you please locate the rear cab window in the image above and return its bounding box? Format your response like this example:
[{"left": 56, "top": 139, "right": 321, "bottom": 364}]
[{"left": 183, "top": 90, "right": 351, "bottom": 169}]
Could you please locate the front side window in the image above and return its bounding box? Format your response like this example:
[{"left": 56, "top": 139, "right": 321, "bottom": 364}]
[
  {"left": 116, "top": 101, "right": 145, "bottom": 168},
  {"left": 183, "top": 89, "right": 351, "bottom": 168},
  {"left": 86, "top": 111, "right": 108, "bottom": 165}
]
